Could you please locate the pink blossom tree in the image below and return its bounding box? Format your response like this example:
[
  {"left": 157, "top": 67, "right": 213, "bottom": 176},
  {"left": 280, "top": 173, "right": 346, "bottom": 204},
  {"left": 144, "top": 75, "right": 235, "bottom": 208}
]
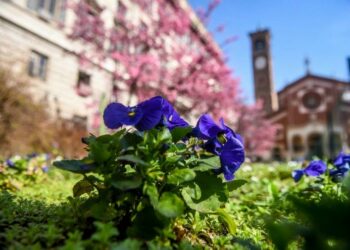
[{"left": 68, "top": 0, "right": 277, "bottom": 159}]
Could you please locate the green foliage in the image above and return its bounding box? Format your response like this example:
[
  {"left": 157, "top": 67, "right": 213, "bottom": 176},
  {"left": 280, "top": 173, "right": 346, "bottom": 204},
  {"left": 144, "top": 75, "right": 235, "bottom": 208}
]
[{"left": 53, "top": 127, "right": 238, "bottom": 246}]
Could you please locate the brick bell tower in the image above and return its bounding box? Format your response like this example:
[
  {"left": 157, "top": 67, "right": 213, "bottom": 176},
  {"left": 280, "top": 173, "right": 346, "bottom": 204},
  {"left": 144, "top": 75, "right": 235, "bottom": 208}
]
[{"left": 249, "top": 29, "right": 278, "bottom": 114}]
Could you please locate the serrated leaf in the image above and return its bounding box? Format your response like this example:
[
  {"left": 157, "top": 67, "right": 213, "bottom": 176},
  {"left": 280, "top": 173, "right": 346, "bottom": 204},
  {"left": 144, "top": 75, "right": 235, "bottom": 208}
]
[
  {"left": 216, "top": 208, "right": 236, "bottom": 234},
  {"left": 116, "top": 155, "right": 149, "bottom": 166},
  {"left": 167, "top": 168, "right": 196, "bottom": 185},
  {"left": 73, "top": 179, "right": 94, "bottom": 197},
  {"left": 227, "top": 179, "right": 247, "bottom": 192},
  {"left": 171, "top": 126, "right": 192, "bottom": 142},
  {"left": 53, "top": 160, "right": 96, "bottom": 173},
  {"left": 156, "top": 192, "right": 184, "bottom": 218},
  {"left": 111, "top": 175, "right": 142, "bottom": 190}
]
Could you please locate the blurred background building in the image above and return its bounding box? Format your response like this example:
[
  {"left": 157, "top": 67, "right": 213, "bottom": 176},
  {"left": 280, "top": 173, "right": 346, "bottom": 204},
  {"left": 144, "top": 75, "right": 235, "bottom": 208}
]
[
  {"left": 250, "top": 29, "right": 350, "bottom": 161},
  {"left": 0, "top": 0, "right": 217, "bottom": 131}
]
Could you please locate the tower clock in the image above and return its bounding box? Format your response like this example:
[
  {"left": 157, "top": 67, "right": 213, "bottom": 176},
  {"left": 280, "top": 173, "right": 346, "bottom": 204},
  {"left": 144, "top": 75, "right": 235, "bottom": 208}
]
[{"left": 249, "top": 29, "right": 278, "bottom": 114}]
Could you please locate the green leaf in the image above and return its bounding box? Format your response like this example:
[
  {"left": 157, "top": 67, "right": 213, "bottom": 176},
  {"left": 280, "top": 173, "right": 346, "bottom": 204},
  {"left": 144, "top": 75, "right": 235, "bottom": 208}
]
[
  {"left": 181, "top": 172, "right": 228, "bottom": 213},
  {"left": 156, "top": 192, "right": 185, "bottom": 218},
  {"left": 111, "top": 175, "right": 142, "bottom": 190},
  {"left": 192, "top": 156, "right": 221, "bottom": 172},
  {"left": 127, "top": 206, "right": 166, "bottom": 240},
  {"left": 112, "top": 239, "right": 142, "bottom": 250},
  {"left": 143, "top": 182, "right": 159, "bottom": 208},
  {"left": 171, "top": 126, "right": 192, "bottom": 142},
  {"left": 116, "top": 155, "right": 149, "bottom": 166},
  {"left": 227, "top": 179, "right": 247, "bottom": 192},
  {"left": 92, "top": 221, "right": 119, "bottom": 243},
  {"left": 216, "top": 208, "right": 236, "bottom": 234},
  {"left": 90, "top": 141, "right": 111, "bottom": 163},
  {"left": 73, "top": 179, "right": 94, "bottom": 197},
  {"left": 181, "top": 187, "right": 221, "bottom": 213},
  {"left": 53, "top": 160, "right": 96, "bottom": 173},
  {"left": 167, "top": 168, "right": 196, "bottom": 185},
  {"left": 81, "top": 198, "right": 115, "bottom": 220},
  {"left": 157, "top": 127, "right": 172, "bottom": 143}
]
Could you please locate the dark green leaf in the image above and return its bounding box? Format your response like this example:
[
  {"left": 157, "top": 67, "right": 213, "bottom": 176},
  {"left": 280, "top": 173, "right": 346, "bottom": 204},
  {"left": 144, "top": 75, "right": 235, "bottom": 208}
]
[
  {"left": 90, "top": 141, "right": 111, "bottom": 163},
  {"left": 53, "top": 160, "right": 96, "bottom": 173},
  {"left": 167, "top": 168, "right": 196, "bottom": 185},
  {"left": 116, "top": 155, "right": 149, "bottom": 166},
  {"left": 120, "top": 132, "right": 143, "bottom": 150},
  {"left": 111, "top": 175, "right": 142, "bottom": 190},
  {"left": 127, "top": 206, "right": 166, "bottom": 240},
  {"left": 157, "top": 192, "right": 185, "bottom": 218},
  {"left": 171, "top": 126, "right": 192, "bottom": 142},
  {"left": 73, "top": 179, "right": 94, "bottom": 197},
  {"left": 227, "top": 179, "right": 247, "bottom": 192}
]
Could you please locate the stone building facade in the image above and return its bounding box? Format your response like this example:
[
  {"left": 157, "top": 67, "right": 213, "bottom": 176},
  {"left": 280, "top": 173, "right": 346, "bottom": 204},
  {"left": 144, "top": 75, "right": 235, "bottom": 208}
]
[
  {"left": 250, "top": 29, "right": 350, "bottom": 160},
  {"left": 0, "top": 0, "right": 215, "bottom": 130}
]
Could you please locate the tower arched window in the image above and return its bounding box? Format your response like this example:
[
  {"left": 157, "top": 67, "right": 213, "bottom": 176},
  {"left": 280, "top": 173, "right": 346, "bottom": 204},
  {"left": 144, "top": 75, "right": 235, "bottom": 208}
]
[{"left": 254, "top": 39, "right": 265, "bottom": 51}]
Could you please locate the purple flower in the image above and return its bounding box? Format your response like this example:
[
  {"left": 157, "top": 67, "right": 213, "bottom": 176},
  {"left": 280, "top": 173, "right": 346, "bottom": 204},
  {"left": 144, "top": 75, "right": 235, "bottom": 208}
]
[
  {"left": 160, "top": 98, "right": 189, "bottom": 130},
  {"left": 42, "top": 165, "right": 49, "bottom": 173},
  {"left": 103, "top": 96, "right": 188, "bottom": 131},
  {"left": 194, "top": 114, "right": 245, "bottom": 181},
  {"left": 292, "top": 160, "right": 327, "bottom": 182},
  {"left": 330, "top": 152, "right": 350, "bottom": 177},
  {"left": 103, "top": 96, "right": 163, "bottom": 131},
  {"left": 219, "top": 137, "right": 245, "bottom": 181},
  {"left": 6, "top": 159, "right": 15, "bottom": 168},
  {"left": 194, "top": 114, "right": 243, "bottom": 154}
]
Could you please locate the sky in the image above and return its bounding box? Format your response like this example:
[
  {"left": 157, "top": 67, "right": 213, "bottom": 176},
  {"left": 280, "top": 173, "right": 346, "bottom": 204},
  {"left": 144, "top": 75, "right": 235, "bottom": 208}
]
[{"left": 188, "top": 0, "right": 350, "bottom": 103}]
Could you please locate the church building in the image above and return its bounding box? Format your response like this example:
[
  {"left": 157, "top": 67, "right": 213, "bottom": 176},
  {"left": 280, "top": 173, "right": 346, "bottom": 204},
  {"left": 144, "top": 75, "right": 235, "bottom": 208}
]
[{"left": 250, "top": 29, "right": 350, "bottom": 161}]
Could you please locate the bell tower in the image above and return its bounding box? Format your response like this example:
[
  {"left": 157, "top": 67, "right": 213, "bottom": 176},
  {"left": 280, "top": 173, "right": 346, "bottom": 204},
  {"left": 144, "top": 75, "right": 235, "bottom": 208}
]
[{"left": 249, "top": 29, "right": 278, "bottom": 114}]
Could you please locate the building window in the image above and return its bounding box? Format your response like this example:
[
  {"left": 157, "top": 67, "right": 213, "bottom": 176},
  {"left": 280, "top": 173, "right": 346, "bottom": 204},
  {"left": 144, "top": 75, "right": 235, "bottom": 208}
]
[
  {"left": 254, "top": 39, "right": 265, "bottom": 51},
  {"left": 307, "top": 133, "right": 323, "bottom": 159},
  {"left": 329, "top": 132, "right": 342, "bottom": 157},
  {"left": 292, "top": 135, "right": 304, "bottom": 153},
  {"left": 28, "top": 51, "right": 48, "bottom": 80},
  {"left": 302, "top": 92, "right": 322, "bottom": 110},
  {"left": 76, "top": 71, "right": 92, "bottom": 97},
  {"left": 27, "top": 0, "right": 66, "bottom": 21}
]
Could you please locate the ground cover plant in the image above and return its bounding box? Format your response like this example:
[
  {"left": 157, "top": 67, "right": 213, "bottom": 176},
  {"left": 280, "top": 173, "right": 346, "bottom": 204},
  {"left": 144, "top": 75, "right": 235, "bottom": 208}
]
[{"left": 1, "top": 96, "right": 350, "bottom": 249}]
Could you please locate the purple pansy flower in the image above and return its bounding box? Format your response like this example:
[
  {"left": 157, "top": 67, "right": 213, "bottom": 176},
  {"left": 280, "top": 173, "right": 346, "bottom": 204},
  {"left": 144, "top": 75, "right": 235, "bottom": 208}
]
[
  {"left": 103, "top": 96, "right": 163, "bottom": 131},
  {"left": 292, "top": 160, "right": 327, "bottom": 182},
  {"left": 160, "top": 98, "right": 189, "bottom": 130},
  {"left": 103, "top": 96, "right": 188, "bottom": 131},
  {"left": 219, "top": 137, "right": 245, "bottom": 181},
  {"left": 194, "top": 114, "right": 243, "bottom": 154},
  {"left": 194, "top": 114, "right": 245, "bottom": 181},
  {"left": 330, "top": 152, "right": 350, "bottom": 177}
]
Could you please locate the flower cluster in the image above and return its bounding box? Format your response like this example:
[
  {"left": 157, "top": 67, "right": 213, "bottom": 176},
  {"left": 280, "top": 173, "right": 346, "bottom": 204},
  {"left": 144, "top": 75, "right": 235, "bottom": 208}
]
[
  {"left": 330, "top": 152, "right": 350, "bottom": 178},
  {"left": 103, "top": 96, "right": 245, "bottom": 181},
  {"left": 292, "top": 152, "right": 350, "bottom": 182},
  {"left": 3, "top": 153, "right": 51, "bottom": 174},
  {"left": 292, "top": 160, "right": 327, "bottom": 182}
]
